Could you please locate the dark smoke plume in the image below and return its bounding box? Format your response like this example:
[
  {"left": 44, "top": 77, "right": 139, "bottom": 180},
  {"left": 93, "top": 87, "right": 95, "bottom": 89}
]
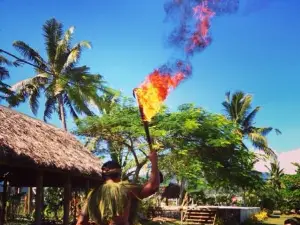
[{"left": 164, "top": 0, "right": 240, "bottom": 57}]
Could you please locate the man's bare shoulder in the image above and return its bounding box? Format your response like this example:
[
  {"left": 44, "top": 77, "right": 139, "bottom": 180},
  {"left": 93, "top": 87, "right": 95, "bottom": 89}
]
[
  {"left": 121, "top": 181, "right": 143, "bottom": 199},
  {"left": 123, "top": 181, "right": 159, "bottom": 199}
]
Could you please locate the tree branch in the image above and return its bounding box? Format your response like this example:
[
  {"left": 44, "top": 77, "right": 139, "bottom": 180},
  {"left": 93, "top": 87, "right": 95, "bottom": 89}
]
[
  {"left": 127, "top": 139, "right": 140, "bottom": 167},
  {"left": 138, "top": 148, "right": 148, "bottom": 158}
]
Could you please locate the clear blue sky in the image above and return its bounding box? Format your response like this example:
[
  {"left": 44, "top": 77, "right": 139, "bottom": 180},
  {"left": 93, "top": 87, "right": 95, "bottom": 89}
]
[{"left": 1, "top": 0, "right": 300, "bottom": 153}]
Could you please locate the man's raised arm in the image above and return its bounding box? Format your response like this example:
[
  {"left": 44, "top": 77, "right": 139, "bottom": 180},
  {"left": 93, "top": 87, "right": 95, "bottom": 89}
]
[
  {"left": 76, "top": 199, "right": 89, "bottom": 225},
  {"left": 139, "top": 150, "right": 160, "bottom": 198}
]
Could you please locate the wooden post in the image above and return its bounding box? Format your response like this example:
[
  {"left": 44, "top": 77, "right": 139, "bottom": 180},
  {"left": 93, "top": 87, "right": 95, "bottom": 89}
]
[
  {"left": 27, "top": 187, "right": 33, "bottom": 214},
  {"left": 7, "top": 185, "right": 12, "bottom": 220},
  {"left": 63, "top": 176, "right": 71, "bottom": 225},
  {"left": 0, "top": 179, "right": 8, "bottom": 225},
  {"left": 35, "top": 172, "right": 43, "bottom": 225},
  {"left": 73, "top": 191, "right": 77, "bottom": 223},
  {"left": 85, "top": 180, "right": 90, "bottom": 197}
]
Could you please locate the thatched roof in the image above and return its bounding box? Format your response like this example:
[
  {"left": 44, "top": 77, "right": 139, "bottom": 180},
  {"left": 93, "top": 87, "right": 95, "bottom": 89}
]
[{"left": 0, "top": 106, "right": 102, "bottom": 177}]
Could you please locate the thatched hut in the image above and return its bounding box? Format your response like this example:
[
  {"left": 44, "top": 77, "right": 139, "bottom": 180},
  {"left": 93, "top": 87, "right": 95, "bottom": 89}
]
[{"left": 0, "top": 106, "right": 103, "bottom": 225}]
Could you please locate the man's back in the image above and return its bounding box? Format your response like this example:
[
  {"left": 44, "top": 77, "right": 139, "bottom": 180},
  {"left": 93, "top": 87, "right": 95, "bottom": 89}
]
[{"left": 76, "top": 151, "right": 160, "bottom": 225}]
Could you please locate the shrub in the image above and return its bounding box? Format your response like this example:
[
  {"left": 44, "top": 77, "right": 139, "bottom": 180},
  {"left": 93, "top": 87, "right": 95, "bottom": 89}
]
[
  {"left": 252, "top": 210, "right": 268, "bottom": 222},
  {"left": 241, "top": 210, "right": 269, "bottom": 225},
  {"left": 139, "top": 197, "right": 157, "bottom": 218},
  {"left": 215, "top": 217, "right": 225, "bottom": 225}
]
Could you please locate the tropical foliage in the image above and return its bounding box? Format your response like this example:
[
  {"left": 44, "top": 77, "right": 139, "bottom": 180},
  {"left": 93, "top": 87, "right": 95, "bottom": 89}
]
[
  {"left": 222, "top": 91, "right": 281, "bottom": 157},
  {"left": 76, "top": 98, "right": 153, "bottom": 181},
  {"left": 252, "top": 210, "right": 268, "bottom": 222},
  {"left": 266, "top": 159, "right": 284, "bottom": 190},
  {"left": 44, "top": 187, "right": 63, "bottom": 221},
  {"left": 76, "top": 99, "right": 265, "bottom": 197},
  {"left": 0, "top": 53, "right": 18, "bottom": 104},
  {"left": 9, "top": 18, "right": 114, "bottom": 130},
  {"left": 292, "top": 162, "right": 300, "bottom": 174},
  {"left": 3, "top": 16, "right": 299, "bottom": 225},
  {"left": 280, "top": 173, "right": 300, "bottom": 213}
]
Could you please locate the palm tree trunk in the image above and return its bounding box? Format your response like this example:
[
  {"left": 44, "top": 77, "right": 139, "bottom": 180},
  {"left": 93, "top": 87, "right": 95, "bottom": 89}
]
[
  {"left": 58, "top": 95, "right": 67, "bottom": 131},
  {"left": 243, "top": 188, "right": 246, "bottom": 206},
  {"left": 179, "top": 178, "right": 186, "bottom": 205}
]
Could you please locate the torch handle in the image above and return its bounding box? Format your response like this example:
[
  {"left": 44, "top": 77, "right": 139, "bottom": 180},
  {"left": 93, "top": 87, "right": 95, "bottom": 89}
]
[
  {"left": 134, "top": 89, "right": 154, "bottom": 152},
  {"left": 138, "top": 105, "right": 154, "bottom": 152},
  {"left": 143, "top": 121, "right": 153, "bottom": 152}
]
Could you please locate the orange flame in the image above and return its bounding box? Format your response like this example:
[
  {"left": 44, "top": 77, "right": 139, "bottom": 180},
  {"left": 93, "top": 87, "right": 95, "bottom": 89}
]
[{"left": 135, "top": 70, "right": 186, "bottom": 122}]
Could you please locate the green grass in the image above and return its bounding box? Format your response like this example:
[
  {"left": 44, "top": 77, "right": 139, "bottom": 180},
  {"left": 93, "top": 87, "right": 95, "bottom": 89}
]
[
  {"left": 144, "top": 221, "right": 177, "bottom": 225},
  {"left": 262, "top": 214, "right": 300, "bottom": 225},
  {"left": 6, "top": 215, "right": 300, "bottom": 225},
  {"left": 143, "top": 215, "right": 300, "bottom": 225},
  {"left": 143, "top": 218, "right": 179, "bottom": 225}
]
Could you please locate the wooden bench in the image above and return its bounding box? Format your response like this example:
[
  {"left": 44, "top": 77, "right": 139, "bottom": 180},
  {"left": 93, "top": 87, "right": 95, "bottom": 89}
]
[{"left": 181, "top": 208, "right": 217, "bottom": 225}]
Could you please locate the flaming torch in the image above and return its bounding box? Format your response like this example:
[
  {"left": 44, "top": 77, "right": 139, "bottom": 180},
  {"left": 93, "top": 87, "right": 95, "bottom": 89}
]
[
  {"left": 134, "top": 61, "right": 191, "bottom": 151},
  {"left": 134, "top": 0, "right": 218, "bottom": 151}
]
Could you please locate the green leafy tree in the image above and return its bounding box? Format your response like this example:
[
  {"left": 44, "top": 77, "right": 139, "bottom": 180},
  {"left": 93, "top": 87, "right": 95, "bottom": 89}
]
[
  {"left": 76, "top": 98, "right": 157, "bottom": 181},
  {"left": 77, "top": 100, "right": 260, "bottom": 200},
  {"left": 280, "top": 173, "right": 300, "bottom": 212},
  {"left": 259, "top": 185, "right": 282, "bottom": 211},
  {"left": 9, "top": 18, "right": 112, "bottom": 130},
  {"left": 159, "top": 150, "right": 203, "bottom": 204},
  {"left": 156, "top": 103, "right": 242, "bottom": 152},
  {"left": 156, "top": 104, "right": 255, "bottom": 199},
  {"left": 44, "top": 187, "right": 63, "bottom": 220},
  {"left": 266, "top": 159, "right": 284, "bottom": 190},
  {"left": 157, "top": 104, "right": 267, "bottom": 206},
  {"left": 222, "top": 91, "right": 281, "bottom": 157},
  {"left": 258, "top": 160, "right": 285, "bottom": 211}
]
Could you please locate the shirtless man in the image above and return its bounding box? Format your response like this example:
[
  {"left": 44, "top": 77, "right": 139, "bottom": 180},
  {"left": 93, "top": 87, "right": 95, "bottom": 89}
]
[{"left": 76, "top": 150, "right": 160, "bottom": 225}]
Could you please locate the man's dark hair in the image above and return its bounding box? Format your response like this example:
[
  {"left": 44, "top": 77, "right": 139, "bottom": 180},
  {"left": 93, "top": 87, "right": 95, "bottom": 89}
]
[
  {"left": 284, "top": 218, "right": 300, "bottom": 225},
  {"left": 102, "top": 160, "right": 121, "bottom": 170},
  {"left": 101, "top": 160, "right": 122, "bottom": 179}
]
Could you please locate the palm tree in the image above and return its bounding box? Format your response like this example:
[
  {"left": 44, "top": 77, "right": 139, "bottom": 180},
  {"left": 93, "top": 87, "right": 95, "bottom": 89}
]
[
  {"left": 0, "top": 54, "right": 20, "bottom": 104},
  {"left": 292, "top": 162, "right": 300, "bottom": 174},
  {"left": 266, "top": 160, "right": 284, "bottom": 190},
  {"left": 0, "top": 55, "right": 12, "bottom": 100},
  {"left": 9, "top": 18, "right": 111, "bottom": 130},
  {"left": 222, "top": 91, "right": 281, "bottom": 157}
]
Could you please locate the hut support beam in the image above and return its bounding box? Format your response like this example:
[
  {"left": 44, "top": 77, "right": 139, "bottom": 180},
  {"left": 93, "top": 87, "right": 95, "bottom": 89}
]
[
  {"left": 73, "top": 190, "right": 77, "bottom": 223},
  {"left": 85, "top": 180, "right": 90, "bottom": 196},
  {"left": 63, "top": 176, "right": 71, "bottom": 225},
  {"left": 35, "top": 172, "right": 43, "bottom": 225},
  {"left": 27, "top": 187, "right": 33, "bottom": 214},
  {"left": 0, "top": 179, "right": 7, "bottom": 225}
]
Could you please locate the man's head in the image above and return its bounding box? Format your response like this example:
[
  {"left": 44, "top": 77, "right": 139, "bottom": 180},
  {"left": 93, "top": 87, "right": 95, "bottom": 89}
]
[
  {"left": 101, "top": 160, "right": 122, "bottom": 182},
  {"left": 284, "top": 218, "right": 300, "bottom": 225}
]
